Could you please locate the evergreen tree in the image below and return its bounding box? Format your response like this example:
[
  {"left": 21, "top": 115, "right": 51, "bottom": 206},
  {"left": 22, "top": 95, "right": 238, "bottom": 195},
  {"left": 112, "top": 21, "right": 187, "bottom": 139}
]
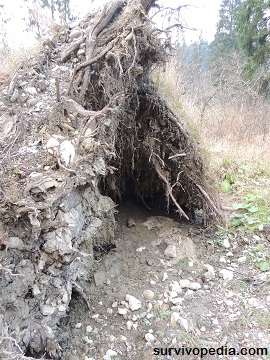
[
  {"left": 235, "top": 0, "right": 270, "bottom": 85},
  {"left": 210, "top": 0, "right": 241, "bottom": 58}
]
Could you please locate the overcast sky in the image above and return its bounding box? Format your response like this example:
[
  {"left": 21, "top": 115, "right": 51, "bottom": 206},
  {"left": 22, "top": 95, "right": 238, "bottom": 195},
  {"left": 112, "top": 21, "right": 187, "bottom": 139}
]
[{"left": 0, "top": 0, "right": 221, "bottom": 48}]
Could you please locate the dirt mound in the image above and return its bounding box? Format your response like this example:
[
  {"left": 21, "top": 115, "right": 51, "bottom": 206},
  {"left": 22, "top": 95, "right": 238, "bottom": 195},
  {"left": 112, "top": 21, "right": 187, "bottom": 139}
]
[{"left": 0, "top": 0, "right": 222, "bottom": 358}]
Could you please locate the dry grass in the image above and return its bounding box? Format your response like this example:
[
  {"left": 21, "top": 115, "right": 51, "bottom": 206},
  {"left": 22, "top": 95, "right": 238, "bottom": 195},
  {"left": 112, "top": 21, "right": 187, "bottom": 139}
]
[
  {"left": 0, "top": 46, "right": 41, "bottom": 90},
  {"left": 154, "top": 57, "right": 270, "bottom": 193}
]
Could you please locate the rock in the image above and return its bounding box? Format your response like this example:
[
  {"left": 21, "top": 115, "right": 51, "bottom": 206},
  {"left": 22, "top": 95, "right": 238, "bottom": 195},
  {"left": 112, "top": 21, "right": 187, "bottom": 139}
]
[
  {"left": 118, "top": 308, "right": 128, "bottom": 315},
  {"left": 46, "top": 137, "right": 60, "bottom": 154},
  {"left": 179, "top": 279, "right": 191, "bottom": 288},
  {"left": 103, "top": 349, "right": 117, "bottom": 360},
  {"left": 60, "top": 140, "right": 75, "bottom": 166},
  {"left": 41, "top": 305, "right": 56, "bottom": 316},
  {"left": 32, "top": 284, "right": 40, "bottom": 296},
  {"left": 94, "top": 271, "right": 107, "bottom": 287},
  {"left": 170, "top": 297, "right": 184, "bottom": 305},
  {"left": 0, "top": 114, "right": 15, "bottom": 140},
  {"left": 171, "top": 312, "right": 180, "bottom": 327},
  {"left": 126, "top": 294, "right": 142, "bottom": 311},
  {"left": 188, "top": 282, "right": 201, "bottom": 290},
  {"left": 10, "top": 89, "right": 19, "bottom": 102},
  {"left": 143, "top": 290, "right": 155, "bottom": 300},
  {"left": 86, "top": 325, "right": 93, "bottom": 333},
  {"left": 219, "top": 269, "right": 234, "bottom": 281},
  {"left": 184, "top": 290, "right": 194, "bottom": 299},
  {"left": 178, "top": 317, "right": 191, "bottom": 332},
  {"left": 168, "top": 290, "right": 178, "bottom": 299},
  {"left": 223, "top": 238, "right": 230, "bottom": 248},
  {"left": 27, "top": 98, "right": 39, "bottom": 107},
  {"left": 170, "top": 281, "right": 182, "bottom": 294},
  {"left": 75, "top": 323, "right": 82, "bottom": 328},
  {"left": 247, "top": 298, "right": 259, "bottom": 307},
  {"left": 145, "top": 333, "right": 155, "bottom": 342},
  {"left": 219, "top": 256, "right": 227, "bottom": 263},
  {"left": 164, "top": 244, "right": 177, "bottom": 258},
  {"left": 238, "top": 256, "right": 247, "bottom": 263},
  {"left": 202, "top": 271, "right": 215, "bottom": 282},
  {"left": 69, "top": 29, "right": 82, "bottom": 40},
  {"left": 6, "top": 236, "right": 25, "bottom": 250},
  {"left": 127, "top": 218, "right": 136, "bottom": 227},
  {"left": 25, "top": 86, "right": 38, "bottom": 96},
  {"left": 77, "top": 48, "right": 85, "bottom": 56},
  {"left": 162, "top": 272, "right": 168, "bottom": 281}
]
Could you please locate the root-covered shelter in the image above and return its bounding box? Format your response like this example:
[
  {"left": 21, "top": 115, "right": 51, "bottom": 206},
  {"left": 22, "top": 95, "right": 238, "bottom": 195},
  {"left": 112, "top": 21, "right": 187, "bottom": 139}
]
[{"left": 0, "top": 0, "right": 222, "bottom": 358}]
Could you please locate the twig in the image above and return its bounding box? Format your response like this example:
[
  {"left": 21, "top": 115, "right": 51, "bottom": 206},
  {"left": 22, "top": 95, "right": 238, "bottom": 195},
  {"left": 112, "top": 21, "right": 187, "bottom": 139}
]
[
  {"left": 168, "top": 153, "right": 186, "bottom": 159},
  {"left": 195, "top": 183, "right": 223, "bottom": 218},
  {"left": 153, "top": 160, "right": 189, "bottom": 220},
  {"left": 55, "top": 77, "right": 60, "bottom": 102}
]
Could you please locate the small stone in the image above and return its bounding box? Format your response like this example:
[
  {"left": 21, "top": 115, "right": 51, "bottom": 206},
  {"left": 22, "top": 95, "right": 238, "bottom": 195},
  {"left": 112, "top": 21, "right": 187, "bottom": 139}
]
[
  {"left": 223, "top": 238, "right": 231, "bottom": 248},
  {"left": 32, "top": 284, "right": 40, "bottom": 296},
  {"left": 204, "top": 264, "right": 215, "bottom": 273},
  {"left": 69, "top": 29, "right": 82, "bottom": 40},
  {"left": 212, "top": 318, "right": 219, "bottom": 325},
  {"left": 170, "top": 281, "right": 182, "bottom": 294},
  {"left": 77, "top": 48, "right": 85, "bottom": 56},
  {"left": 179, "top": 279, "right": 191, "bottom": 288},
  {"left": 107, "top": 308, "right": 113, "bottom": 315},
  {"left": 188, "top": 282, "right": 201, "bottom": 290},
  {"left": 164, "top": 244, "right": 177, "bottom": 259},
  {"left": 143, "top": 290, "right": 155, "bottom": 300},
  {"left": 219, "top": 256, "right": 226, "bottom": 263},
  {"left": 41, "top": 305, "right": 56, "bottom": 316},
  {"left": 86, "top": 325, "right": 93, "bottom": 333},
  {"left": 171, "top": 312, "right": 180, "bottom": 327},
  {"left": 178, "top": 317, "right": 190, "bottom": 332},
  {"left": 170, "top": 297, "right": 184, "bottom": 305},
  {"left": 60, "top": 140, "right": 75, "bottom": 166},
  {"left": 136, "top": 246, "right": 146, "bottom": 252},
  {"left": 184, "top": 290, "right": 194, "bottom": 299},
  {"left": 127, "top": 218, "right": 136, "bottom": 227},
  {"left": 118, "top": 308, "right": 128, "bottom": 315},
  {"left": 253, "top": 234, "right": 261, "bottom": 241},
  {"left": 169, "top": 290, "right": 178, "bottom": 299},
  {"left": 75, "top": 323, "right": 82, "bottom": 329},
  {"left": 145, "top": 333, "right": 155, "bottom": 342},
  {"left": 27, "top": 98, "right": 39, "bottom": 107},
  {"left": 162, "top": 272, "right": 168, "bottom": 281},
  {"left": 82, "top": 336, "right": 92, "bottom": 344},
  {"left": 126, "top": 320, "right": 133, "bottom": 330},
  {"left": 103, "top": 349, "right": 117, "bottom": 360},
  {"left": 94, "top": 271, "right": 107, "bottom": 287},
  {"left": 126, "top": 294, "right": 142, "bottom": 311},
  {"left": 226, "top": 251, "right": 233, "bottom": 257},
  {"left": 219, "top": 269, "right": 234, "bottom": 281},
  {"left": 247, "top": 298, "right": 259, "bottom": 307},
  {"left": 112, "top": 302, "right": 118, "bottom": 308},
  {"left": 200, "top": 326, "right": 206, "bottom": 332},
  {"left": 202, "top": 271, "right": 215, "bottom": 281},
  {"left": 238, "top": 256, "right": 247, "bottom": 264},
  {"left": 224, "top": 300, "right": 234, "bottom": 306}
]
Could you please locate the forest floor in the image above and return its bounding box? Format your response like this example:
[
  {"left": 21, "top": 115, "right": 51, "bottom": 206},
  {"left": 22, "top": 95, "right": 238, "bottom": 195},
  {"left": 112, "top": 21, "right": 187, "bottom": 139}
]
[{"left": 59, "top": 196, "right": 270, "bottom": 360}]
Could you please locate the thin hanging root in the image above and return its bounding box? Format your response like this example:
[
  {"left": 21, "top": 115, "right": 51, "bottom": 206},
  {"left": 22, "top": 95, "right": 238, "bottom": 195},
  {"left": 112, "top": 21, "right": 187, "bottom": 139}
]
[
  {"left": 153, "top": 160, "right": 189, "bottom": 220},
  {"left": 195, "top": 183, "right": 224, "bottom": 220}
]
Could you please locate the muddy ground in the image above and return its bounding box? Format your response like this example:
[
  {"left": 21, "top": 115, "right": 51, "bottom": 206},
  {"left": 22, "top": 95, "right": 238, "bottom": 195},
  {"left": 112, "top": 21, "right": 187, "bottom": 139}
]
[{"left": 57, "top": 199, "right": 270, "bottom": 360}]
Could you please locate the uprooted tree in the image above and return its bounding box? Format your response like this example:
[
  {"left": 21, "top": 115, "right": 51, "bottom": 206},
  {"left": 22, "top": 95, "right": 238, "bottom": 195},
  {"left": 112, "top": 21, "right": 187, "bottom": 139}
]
[{"left": 0, "top": 0, "right": 222, "bottom": 358}]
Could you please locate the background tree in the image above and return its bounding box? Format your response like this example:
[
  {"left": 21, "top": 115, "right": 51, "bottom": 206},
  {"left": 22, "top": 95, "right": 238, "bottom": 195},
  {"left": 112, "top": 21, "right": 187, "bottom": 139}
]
[{"left": 235, "top": 0, "right": 270, "bottom": 92}]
